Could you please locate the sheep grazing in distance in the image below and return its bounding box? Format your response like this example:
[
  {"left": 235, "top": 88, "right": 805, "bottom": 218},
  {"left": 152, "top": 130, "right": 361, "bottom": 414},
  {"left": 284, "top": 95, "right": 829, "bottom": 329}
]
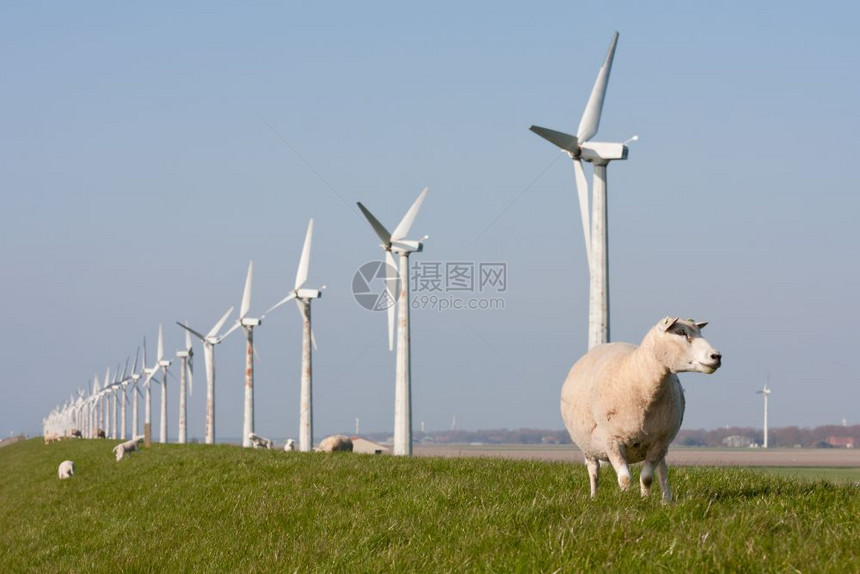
[
  {"left": 248, "top": 433, "right": 274, "bottom": 449},
  {"left": 96, "top": 428, "right": 106, "bottom": 439},
  {"left": 44, "top": 432, "right": 61, "bottom": 445},
  {"left": 284, "top": 439, "right": 296, "bottom": 452},
  {"left": 561, "top": 317, "right": 722, "bottom": 503},
  {"left": 316, "top": 435, "right": 353, "bottom": 452},
  {"left": 70, "top": 428, "right": 82, "bottom": 438},
  {"left": 113, "top": 437, "right": 144, "bottom": 461},
  {"left": 58, "top": 460, "right": 75, "bottom": 479}
]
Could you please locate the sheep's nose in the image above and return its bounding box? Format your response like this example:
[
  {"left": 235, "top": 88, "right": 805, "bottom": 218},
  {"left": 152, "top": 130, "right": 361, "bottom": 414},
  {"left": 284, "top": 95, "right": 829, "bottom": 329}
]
[{"left": 711, "top": 352, "right": 722, "bottom": 362}]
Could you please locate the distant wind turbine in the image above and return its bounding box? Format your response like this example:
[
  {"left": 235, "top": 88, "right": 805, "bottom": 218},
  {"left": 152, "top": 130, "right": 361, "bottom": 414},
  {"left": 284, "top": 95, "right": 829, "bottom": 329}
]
[
  {"left": 176, "top": 326, "right": 194, "bottom": 444},
  {"left": 221, "top": 262, "right": 263, "bottom": 448},
  {"left": 757, "top": 381, "right": 771, "bottom": 448},
  {"left": 177, "top": 306, "right": 234, "bottom": 444},
  {"left": 264, "top": 219, "right": 324, "bottom": 452},
  {"left": 156, "top": 324, "right": 173, "bottom": 443},
  {"left": 129, "top": 347, "right": 142, "bottom": 438},
  {"left": 357, "top": 187, "right": 429, "bottom": 456},
  {"left": 530, "top": 31, "right": 634, "bottom": 350},
  {"left": 141, "top": 336, "right": 161, "bottom": 439}
]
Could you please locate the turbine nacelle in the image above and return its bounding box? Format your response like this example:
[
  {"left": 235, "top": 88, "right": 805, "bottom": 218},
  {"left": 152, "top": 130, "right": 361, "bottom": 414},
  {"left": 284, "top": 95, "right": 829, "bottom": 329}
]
[
  {"left": 579, "top": 141, "right": 628, "bottom": 163},
  {"left": 296, "top": 288, "right": 322, "bottom": 300},
  {"left": 391, "top": 239, "right": 424, "bottom": 254},
  {"left": 241, "top": 317, "right": 261, "bottom": 327}
]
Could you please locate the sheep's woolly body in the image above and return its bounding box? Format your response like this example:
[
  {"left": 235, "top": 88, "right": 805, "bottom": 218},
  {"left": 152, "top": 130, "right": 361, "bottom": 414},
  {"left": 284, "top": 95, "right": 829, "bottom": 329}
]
[
  {"left": 561, "top": 317, "right": 721, "bottom": 502},
  {"left": 58, "top": 460, "right": 75, "bottom": 479},
  {"left": 316, "top": 435, "right": 353, "bottom": 452}
]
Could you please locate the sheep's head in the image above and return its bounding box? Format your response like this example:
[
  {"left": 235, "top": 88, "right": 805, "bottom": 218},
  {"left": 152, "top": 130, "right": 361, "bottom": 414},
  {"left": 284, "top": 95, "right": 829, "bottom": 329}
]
[{"left": 654, "top": 317, "right": 722, "bottom": 374}]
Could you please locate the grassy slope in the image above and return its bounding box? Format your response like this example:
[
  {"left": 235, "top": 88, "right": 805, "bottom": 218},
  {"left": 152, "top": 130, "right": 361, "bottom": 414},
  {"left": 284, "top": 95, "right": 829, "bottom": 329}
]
[{"left": 1, "top": 439, "right": 857, "bottom": 572}]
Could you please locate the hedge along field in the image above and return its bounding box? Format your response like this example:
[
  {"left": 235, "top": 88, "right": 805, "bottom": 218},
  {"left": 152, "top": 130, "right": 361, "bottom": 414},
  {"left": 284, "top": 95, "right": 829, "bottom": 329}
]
[{"left": 1, "top": 439, "right": 857, "bottom": 572}]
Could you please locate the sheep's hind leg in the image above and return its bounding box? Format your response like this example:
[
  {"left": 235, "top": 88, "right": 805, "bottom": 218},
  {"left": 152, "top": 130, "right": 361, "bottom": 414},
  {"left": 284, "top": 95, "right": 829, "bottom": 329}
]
[
  {"left": 585, "top": 456, "right": 600, "bottom": 498},
  {"left": 640, "top": 460, "right": 655, "bottom": 498},
  {"left": 655, "top": 459, "right": 673, "bottom": 504},
  {"left": 606, "top": 447, "right": 632, "bottom": 491}
]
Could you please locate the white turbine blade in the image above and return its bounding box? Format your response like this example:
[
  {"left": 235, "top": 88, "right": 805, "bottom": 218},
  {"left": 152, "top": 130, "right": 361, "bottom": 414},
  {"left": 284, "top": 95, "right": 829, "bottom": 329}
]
[
  {"left": 220, "top": 320, "right": 242, "bottom": 340},
  {"left": 295, "top": 219, "right": 313, "bottom": 290},
  {"left": 529, "top": 126, "right": 579, "bottom": 155},
  {"left": 391, "top": 187, "right": 428, "bottom": 241},
  {"left": 131, "top": 347, "right": 140, "bottom": 376},
  {"left": 577, "top": 31, "right": 619, "bottom": 143},
  {"left": 185, "top": 325, "right": 192, "bottom": 351},
  {"left": 265, "top": 292, "right": 296, "bottom": 316},
  {"left": 573, "top": 158, "right": 592, "bottom": 271},
  {"left": 208, "top": 306, "right": 235, "bottom": 338},
  {"left": 357, "top": 202, "right": 392, "bottom": 246},
  {"left": 178, "top": 322, "right": 206, "bottom": 343},
  {"left": 187, "top": 355, "right": 193, "bottom": 396},
  {"left": 385, "top": 251, "right": 398, "bottom": 352},
  {"left": 157, "top": 324, "right": 164, "bottom": 362},
  {"left": 240, "top": 261, "right": 254, "bottom": 319}
]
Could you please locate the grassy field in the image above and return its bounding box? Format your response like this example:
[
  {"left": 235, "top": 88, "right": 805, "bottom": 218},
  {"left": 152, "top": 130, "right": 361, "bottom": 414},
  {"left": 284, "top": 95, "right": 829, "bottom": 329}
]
[
  {"left": 1, "top": 439, "right": 857, "bottom": 572},
  {"left": 752, "top": 466, "right": 860, "bottom": 484}
]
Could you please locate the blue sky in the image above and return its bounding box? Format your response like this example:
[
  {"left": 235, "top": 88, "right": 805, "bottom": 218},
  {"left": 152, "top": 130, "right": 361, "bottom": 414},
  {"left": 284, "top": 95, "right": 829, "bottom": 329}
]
[{"left": 2, "top": 2, "right": 858, "bottom": 440}]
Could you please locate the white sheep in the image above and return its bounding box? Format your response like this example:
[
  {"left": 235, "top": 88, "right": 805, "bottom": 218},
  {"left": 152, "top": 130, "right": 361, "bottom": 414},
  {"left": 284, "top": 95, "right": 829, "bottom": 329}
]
[
  {"left": 248, "top": 432, "right": 274, "bottom": 450},
  {"left": 284, "top": 439, "right": 296, "bottom": 452},
  {"left": 113, "top": 436, "right": 144, "bottom": 461},
  {"left": 58, "top": 460, "right": 75, "bottom": 479},
  {"left": 560, "top": 317, "right": 722, "bottom": 503},
  {"left": 316, "top": 435, "right": 354, "bottom": 452}
]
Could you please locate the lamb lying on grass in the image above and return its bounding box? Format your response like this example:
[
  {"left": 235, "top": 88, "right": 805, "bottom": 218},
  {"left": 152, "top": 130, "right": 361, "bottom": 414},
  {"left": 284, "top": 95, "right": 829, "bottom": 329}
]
[
  {"left": 316, "top": 435, "right": 353, "bottom": 452},
  {"left": 561, "top": 317, "right": 722, "bottom": 503},
  {"left": 58, "top": 460, "right": 75, "bottom": 479},
  {"left": 113, "top": 437, "right": 144, "bottom": 461},
  {"left": 248, "top": 433, "right": 273, "bottom": 449}
]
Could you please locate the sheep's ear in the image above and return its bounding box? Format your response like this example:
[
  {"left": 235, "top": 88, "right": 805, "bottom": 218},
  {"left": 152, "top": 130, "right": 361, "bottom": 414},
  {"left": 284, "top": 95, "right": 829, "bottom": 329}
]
[
  {"left": 661, "top": 317, "right": 679, "bottom": 332},
  {"left": 695, "top": 321, "right": 708, "bottom": 330}
]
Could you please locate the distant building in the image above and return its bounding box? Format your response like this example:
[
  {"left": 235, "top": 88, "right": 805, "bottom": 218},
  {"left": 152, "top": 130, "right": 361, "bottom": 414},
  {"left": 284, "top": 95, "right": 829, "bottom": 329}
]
[
  {"left": 722, "top": 435, "right": 753, "bottom": 448},
  {"left": 350, "top": 437, "right": 390, "bottom": 455},
  {"left": 826, "top": 436, "right": 854, "bottom": 448}
]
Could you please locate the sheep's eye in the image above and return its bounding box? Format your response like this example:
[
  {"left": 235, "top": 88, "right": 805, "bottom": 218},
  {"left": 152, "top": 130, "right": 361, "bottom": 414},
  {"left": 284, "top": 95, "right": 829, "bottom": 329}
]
[{"left": 674, "top": 328, "right": 687, "bottom": 337}]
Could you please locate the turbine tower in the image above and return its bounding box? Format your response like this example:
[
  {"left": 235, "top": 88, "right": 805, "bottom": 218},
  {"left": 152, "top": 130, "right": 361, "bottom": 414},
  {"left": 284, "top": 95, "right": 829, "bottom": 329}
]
[
  {"left": 176, "top": 326, "right": 194, "bottom": 444},
  {"left": 757, "top": 382, "right": 771, "bottom": 448},
  {"left": 129, "top": 347, "right": 142, "bottom": 438},
  {"left": 220, "top": 262, "right": 263, "bottom": 448},
  {"left": 530, "top": 31, "right": 632, "bottom": 350},
  {"left": 156, "top": 324, "right": 172, "bottom": 443},
  {"left": 141, "top": 337, "right": 161, "bottom": 438},
  {"left": 357, "top": 187, "right": 429, "bottom": 456},
  {"left": 177, "top": 306, "right": 234, "bottom": 444},
  {"left": 264, "top": 219, "right": 323, "bottom": 452}
]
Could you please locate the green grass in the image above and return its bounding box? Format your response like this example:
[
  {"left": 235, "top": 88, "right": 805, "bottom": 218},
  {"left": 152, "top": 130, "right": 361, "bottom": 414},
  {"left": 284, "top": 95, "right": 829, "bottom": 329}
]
[
  {"left": 1, "top": 439, "right": 858, "bottom": 572},
  {"left": 752, "top": 466, "right": 860, "bottom": 484}
]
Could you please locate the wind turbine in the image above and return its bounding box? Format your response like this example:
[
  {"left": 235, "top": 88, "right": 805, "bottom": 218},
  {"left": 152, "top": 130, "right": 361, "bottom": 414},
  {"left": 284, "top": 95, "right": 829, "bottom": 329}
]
[
  {"left": 129, "top": 347, "right": 142, "bottom": 438},
  {"left": 357, "top": 187, "right": 429, "bottom": 456},
  {"left": 156, "top": 324, "right": 172, "bottom": 443},
  {"left": 141, "top": 336, "right": 161, "bottom": 440},
  {"left": 221, "top": 261, "right": 263, "bottom": 448},
  {"left": 530, "top": 31, "right": 634, "bottom": 350},
  {"left": 264, "top": 219, "right": 323, "bottom": 452},
  {"left": 119, "top": 357, "right": 130, "bottom": 440},
  {"left": 177, "top": 306, "right": 234, "bottom": 444},
  {"left": 757, "top": 381, "right": 771, "bottom": 448},
  {"left": 176, "top": 326, "right": 194, "bottom": 444}
]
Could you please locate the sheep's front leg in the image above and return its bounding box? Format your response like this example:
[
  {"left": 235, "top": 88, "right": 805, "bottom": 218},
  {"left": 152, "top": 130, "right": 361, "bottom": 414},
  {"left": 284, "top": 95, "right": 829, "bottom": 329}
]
[
  {"left": 655, "top": 459, "right": 672, "bottom": 504},
  {"left": 584, "top": 456, "right": 600, "bottom": 498}
]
